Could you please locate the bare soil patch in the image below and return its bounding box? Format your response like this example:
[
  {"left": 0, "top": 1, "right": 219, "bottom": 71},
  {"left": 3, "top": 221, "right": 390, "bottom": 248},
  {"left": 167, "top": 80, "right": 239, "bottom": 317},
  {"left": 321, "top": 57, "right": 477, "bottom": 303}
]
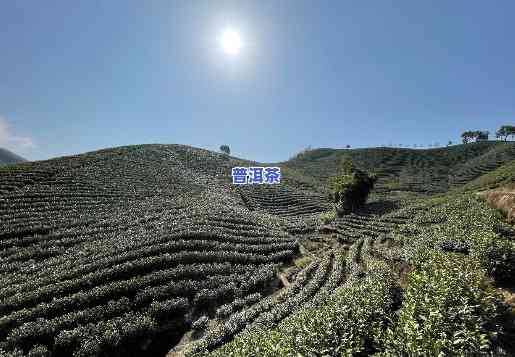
[{"left": 478, "top": 189, "right": 515, "bottom": 223}]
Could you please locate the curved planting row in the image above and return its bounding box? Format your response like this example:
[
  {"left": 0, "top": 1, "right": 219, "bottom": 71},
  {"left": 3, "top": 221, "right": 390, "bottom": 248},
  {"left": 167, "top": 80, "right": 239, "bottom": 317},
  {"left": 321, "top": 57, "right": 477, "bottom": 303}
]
[
  {"left": 206, "top": 249, "right": 398, "bottom": 356},
  {"left": 184, "top": 243, "right": 359, "bottom": 356},
  {"left": 183, "top": 251, "right": 345, "bottom": 355},
  {"left": 0, "top": 210, "right": 293, "bottom": 289},
  {"left": 284, "top": 142, "right": 514, "bottom": 195},
  {"left": 0, "top": 145, "right": 304, "bottom": 356},
  {"left": 303, "top": 249, "right": 346, "bottom": 308},
  {"left": 182, "top": 259, "right": 320, "bottom": 355},
  {"left": 247, "top": 253, "right": 333, "bottom": 329},
  {"left": 238, "top": 185, "right": 331, "bottom": 217},
  {"left": 449, "top": 143, "right": 515, "bottom": 187},
  {"left": 0, "top": 168, "right": 56, "bottom": 194},
  {"left": 330, "top": 213, "right": 398, "bottom": 244}
]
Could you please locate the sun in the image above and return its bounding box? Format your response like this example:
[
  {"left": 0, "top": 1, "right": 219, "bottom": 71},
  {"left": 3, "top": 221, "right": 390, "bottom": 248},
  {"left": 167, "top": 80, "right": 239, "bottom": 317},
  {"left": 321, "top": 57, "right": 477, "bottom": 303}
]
[{"left": 220, "top": 29, "right": 243, "bottom": 55}]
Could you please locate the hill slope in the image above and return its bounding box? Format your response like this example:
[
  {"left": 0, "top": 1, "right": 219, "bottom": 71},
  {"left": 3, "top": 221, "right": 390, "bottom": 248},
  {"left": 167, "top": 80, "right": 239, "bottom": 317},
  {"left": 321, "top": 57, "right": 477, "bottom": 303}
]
[
  {"left": 0, "top": 148, "right": 26, "bottom": 165},
  {"left": 458, "top": 158, "right": 515, "bottom": 192},
  {"left": 0, "top": 144, "right": 326, "bottom": 356},
  {"left": 282, "top": 141, "right": 515, "bottom": 195},
  {"left": 1, "top": 143, "right": 514, "bottom": 356}
]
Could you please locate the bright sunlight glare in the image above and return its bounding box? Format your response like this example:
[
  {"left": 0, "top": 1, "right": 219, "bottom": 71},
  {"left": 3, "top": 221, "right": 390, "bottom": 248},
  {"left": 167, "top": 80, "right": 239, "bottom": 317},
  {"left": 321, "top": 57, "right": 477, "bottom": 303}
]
[{"left": 220, "top": 29, "right": 243, "bottom": 55}]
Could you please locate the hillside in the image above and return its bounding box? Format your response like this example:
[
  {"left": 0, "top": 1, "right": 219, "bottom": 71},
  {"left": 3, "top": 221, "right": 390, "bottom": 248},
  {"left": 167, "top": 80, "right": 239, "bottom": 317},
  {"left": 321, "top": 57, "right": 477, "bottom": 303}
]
[
  {"left": 0, "top": 148, "right": 26, "bottom": 165},
  {"left": 459, "top": 158, "right": 515, "bottom": 192},
  {"left": 464, "top": 158, "right": 515, "bottom": 224},
  {"left": 282, "top": 141, "right": 515, "bottom": 195},
  {"left": 1, "top": 143, "right": 514, "bottom": 356},
  {"left": 479, "top": 189, "right": 515, "bottom": 223}
]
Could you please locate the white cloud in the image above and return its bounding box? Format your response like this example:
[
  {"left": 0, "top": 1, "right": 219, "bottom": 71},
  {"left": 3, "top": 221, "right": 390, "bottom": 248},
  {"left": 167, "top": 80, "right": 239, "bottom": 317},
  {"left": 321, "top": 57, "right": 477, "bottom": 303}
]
[{"left": 0, "top": 116, "right": 35, "bottom": 153}]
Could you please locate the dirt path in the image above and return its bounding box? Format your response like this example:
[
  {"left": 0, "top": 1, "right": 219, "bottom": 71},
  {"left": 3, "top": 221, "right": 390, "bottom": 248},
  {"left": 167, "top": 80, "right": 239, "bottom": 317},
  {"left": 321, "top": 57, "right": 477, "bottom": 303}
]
[{"left": 477, "top": 189, "right": 515, "bottom": 223}]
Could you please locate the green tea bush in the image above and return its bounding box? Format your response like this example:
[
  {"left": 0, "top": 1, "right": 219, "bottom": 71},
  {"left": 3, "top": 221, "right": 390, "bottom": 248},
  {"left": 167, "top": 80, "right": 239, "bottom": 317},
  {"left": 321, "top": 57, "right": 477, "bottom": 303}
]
[
  {"left": 472, "top": 235, "right": 515, "bottom": 284},
  {"left": 380, "top": 252, "right": 501, "bottom": 355},
  {"left": 328, "top": 158, "right": 377, "bottom": 216},
  {"left": 318, "top": 209, "right": 336, "bottom": 224},
  {"left": 208, "top": 262, "right": 396, "bottom": 356},
  {"left": 391, "top": 193, "right": 515, "bottom": 282},
  {"left": 0, "top": 348, "right": 24, "bottom": 357},
  {"left": 27, "top": 345, "right": 49, "bottom": 357}
]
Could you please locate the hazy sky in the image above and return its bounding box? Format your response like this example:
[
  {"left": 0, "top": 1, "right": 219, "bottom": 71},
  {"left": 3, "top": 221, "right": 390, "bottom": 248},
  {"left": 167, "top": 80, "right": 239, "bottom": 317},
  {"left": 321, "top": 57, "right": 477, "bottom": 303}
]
[{"left": 1, "top": 1, "right": 514, "bottom": 162}]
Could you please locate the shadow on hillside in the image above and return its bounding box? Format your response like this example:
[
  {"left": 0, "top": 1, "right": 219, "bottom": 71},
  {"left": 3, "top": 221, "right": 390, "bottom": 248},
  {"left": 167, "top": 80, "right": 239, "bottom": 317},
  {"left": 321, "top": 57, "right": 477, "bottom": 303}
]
[
  {"left": 359, "top": 200, "right": 401, "bottom": 215},
  {"left": 495, "top": 281, "right": 515, "bottom": 356},
  {"left": 139, "top": 321, "right": 188, "bottom": 357},
  {"left": 495, "top": 223, "right": 515, "bottom": 240},
  {"left": 51, "top": 319, "right": 189, "bottom": 357}
]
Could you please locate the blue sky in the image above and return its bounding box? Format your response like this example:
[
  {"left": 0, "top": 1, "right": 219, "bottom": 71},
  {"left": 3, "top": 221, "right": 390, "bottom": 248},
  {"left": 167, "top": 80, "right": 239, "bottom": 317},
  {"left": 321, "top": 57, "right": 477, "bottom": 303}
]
[{"left": 1, "top": 1, "right": 514, "bottom": 162}]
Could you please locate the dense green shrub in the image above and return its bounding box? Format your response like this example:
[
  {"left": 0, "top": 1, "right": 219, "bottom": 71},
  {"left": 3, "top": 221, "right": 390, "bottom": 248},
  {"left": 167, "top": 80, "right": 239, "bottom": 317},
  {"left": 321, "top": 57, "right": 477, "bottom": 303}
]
[
  {"left": 207, "top": 262, "right": 396, "bottom": 356},
  {"left": 318, "top": 209, "right": 336, "bottom": 224},
  {"left": 380, "top": 252, "right": 501, "bottom": 355},
  {"left": 496, "top": 125, "right": 515, "bottom": 142},
  {"left": 390, "top": 193, "right": 515, "bottom": 282},
  {"left": 328, "top": 158, "right": 377, "bottom": 215},
  {"left": 219, "top": 145, "right": 230, "bottom": 155},
  {"left": 472, "top": 235, "right": 515, "bottom": 284}
]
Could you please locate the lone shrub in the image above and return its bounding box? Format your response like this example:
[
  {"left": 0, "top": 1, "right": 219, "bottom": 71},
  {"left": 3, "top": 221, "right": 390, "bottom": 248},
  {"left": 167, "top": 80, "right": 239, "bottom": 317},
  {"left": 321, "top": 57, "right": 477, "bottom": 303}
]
[
  {"left": 219, "top": 145, "right": 230, "bottom": 155},
  {"left": 328, "top": 157, "right": 377, "bottom": 216}
]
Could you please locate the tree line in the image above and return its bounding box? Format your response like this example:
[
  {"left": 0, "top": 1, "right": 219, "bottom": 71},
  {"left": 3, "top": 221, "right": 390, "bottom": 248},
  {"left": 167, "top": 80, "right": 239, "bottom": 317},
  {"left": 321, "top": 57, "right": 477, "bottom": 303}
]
[
  {"left": 462, "top": 125, "right": 515, "bottom": 144},
  {"left": 219, "top": 125, "right": 515, "bottom": 158}
]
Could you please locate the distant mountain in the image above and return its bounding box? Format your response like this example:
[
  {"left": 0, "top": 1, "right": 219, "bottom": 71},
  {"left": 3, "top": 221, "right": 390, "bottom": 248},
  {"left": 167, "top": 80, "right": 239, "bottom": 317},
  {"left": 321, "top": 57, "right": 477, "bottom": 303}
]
[{"left": 0, "top": 147, "right": 26, "bottom": 165}]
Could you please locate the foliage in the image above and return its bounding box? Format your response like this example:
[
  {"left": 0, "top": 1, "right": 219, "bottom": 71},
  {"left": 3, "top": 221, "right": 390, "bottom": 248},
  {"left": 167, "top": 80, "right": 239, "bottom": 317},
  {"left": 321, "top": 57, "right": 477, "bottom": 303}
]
[
  {"left": 458, "top": 158, "right": 515, "bottom": 192},
  {"left": 283, "top": 141, "right": 515, "bottom": 195},
  {"left": 462, "top": 130, "right": 489, "bottom": 144},
  {"left": 0, "top": 144, "right": 301, "bottom": 356},
  {"left": 289, "top": 146, "right": 339, "bottom": 161},
  {"left": 294, "top": 256, "right": 312, "bottom": 269},
  {"left": 328, "top": 157, "right": 377, "bottom": 215},
  {"left": 380, "top": 252, "right": 501, "bottom": 355},
  {"left": 448, "top": 143, "right": 515, "bottom": 189},
  {"left": 389, "top": 193, "right": 515, "bottom": 282},
  {"left": 219, "top": 145, "right": 230, "bottom": 155},
  {"left": 3, "top": 143, "right": 515, "bottom": 356},
  {"left": 496, "top": 125, "right": 515, "bottom": 142},
  {"left": 477, "top": 131, "right": 490, "bottom": 141},
  {"left": 192, "top": 316, "right": 209, "bottom": 331},
  {"left": 318, "top": 209, "right": 336, "bottom": 224},
  {"left": 207, "top": 263, "right": 396, "bottom": 357}
]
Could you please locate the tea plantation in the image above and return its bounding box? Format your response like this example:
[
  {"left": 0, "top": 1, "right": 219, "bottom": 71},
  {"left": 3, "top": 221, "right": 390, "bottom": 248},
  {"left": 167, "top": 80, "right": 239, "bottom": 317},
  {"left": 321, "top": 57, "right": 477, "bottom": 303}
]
[{"left": 1, "top": 142, "right": 515, "bottom": 356}]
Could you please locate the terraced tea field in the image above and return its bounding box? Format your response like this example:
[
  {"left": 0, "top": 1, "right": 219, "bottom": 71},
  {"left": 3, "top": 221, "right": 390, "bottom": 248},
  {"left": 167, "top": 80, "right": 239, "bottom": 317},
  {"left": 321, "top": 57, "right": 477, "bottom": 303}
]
[
  {"left": 1, "top": 142, "right": 515, "bottom": 356},
  {"left": 285, "top": 141, "right": 515, "bottom": 194}
]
